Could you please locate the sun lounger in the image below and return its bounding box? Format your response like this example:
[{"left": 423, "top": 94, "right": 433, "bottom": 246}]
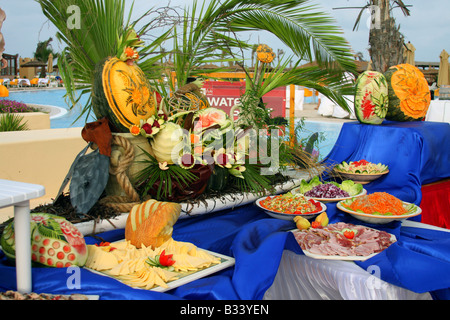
[
  {"left": 9, "top": 79, "right": 18, "bottom": 87},
  {"left": 38, "top": 78, "right": 49, "bottom": 87},
  {"left": 18, "top": 79, "right": 31, "bottom": 87}
]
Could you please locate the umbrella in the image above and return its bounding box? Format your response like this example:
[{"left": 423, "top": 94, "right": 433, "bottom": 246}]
[
  {"left": 47, "top": 53, "right": 53, "bottom": 73},
  {"left": 20, "top": 60, "right": 47, "bottom": 68},
  {"left": 405, "top": 42, "right": 416, "bottom": 65},
  {"left": 438, "top": 49, "right": 450, "bottom": 87},
  {"left": 0, "top": 84, "right": 8, "bottom": 97}
]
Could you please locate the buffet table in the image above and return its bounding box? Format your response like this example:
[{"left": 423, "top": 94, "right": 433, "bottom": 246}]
[
  {"left": 322, "top": 120, "right": 450, "bottom": 222},
  {"left": 0, "top": 121, "right": 449, "bottom": 300},
  {"left": 1, "top": 200, "right": 450, "bottom": 300}
]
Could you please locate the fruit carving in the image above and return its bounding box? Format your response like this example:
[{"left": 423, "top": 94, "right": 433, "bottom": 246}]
[
  {"left": 354, "top": 71, "right": 389, "bottom": 124},
  {"left": 92, "top": 57, "right": 157, "bottom": 132},
  {"left": 0, "top": 213, "right": 88, "bottom": 268},
  {"left": 384, "top": 63, "right": 431, "bottom": 121}
]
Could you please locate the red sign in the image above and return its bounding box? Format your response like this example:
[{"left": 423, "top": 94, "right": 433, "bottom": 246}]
[{"left": 201, "top": 80, "right": 286, "bottom": 119}]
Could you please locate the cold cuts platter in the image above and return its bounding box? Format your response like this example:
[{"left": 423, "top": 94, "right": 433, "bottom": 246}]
[{"left": 291, "top": 222, "right": 396, "bottom": 261}]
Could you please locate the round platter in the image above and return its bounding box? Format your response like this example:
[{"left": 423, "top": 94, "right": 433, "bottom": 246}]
[
  {"left": 291, "top": 227, "right": 397, "bottom": 261},
  {"left": 333, "top": 169, "right": 389, "bottom": 185},
  {"left": 291, "top": 186, "right": 367, "bottom": 203},
  {"left": 255, "top": 196, "right": 327, "bottom": 221},
  {"left": 336, "top": 200, "right": 421, "bottom": 224}
]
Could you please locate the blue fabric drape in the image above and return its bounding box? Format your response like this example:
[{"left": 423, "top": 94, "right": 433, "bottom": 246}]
[{"left": 0, "top": 121, "right": 448, "bottom": 300}]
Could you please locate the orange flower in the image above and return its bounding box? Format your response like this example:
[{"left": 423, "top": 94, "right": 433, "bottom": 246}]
[
  {"left": 130, "top": 124, "right": 141, "bottom": 136},
  {"left": 125, "top": 47, "right": 138, "bottom": 59}
]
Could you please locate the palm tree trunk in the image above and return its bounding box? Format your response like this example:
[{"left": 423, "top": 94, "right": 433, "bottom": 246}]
[{"left": 369, "top": 0, "right": 406, "bottom": 72}]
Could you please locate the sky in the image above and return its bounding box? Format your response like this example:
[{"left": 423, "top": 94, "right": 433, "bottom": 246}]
[{"left": 1, "top": 0, "right": 449, "bottom": 65}]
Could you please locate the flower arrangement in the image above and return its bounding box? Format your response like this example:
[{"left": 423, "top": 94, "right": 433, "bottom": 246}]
[{"left": 130, "top": 89, "right": 280, "bottom": 201}]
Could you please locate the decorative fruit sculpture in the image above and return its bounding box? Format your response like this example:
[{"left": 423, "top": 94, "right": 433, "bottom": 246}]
[
  {"left": 0, "top": 213, "right": 88, "bottom": 268},
  {"left": 92, "top": 56, "right": 157, "bottom": 132},
  {"left": 384, "top": 63, "right": 431, "bottom": 121},
  {"left": 354, "top": 71, "right": 389, "bottom": 124}
]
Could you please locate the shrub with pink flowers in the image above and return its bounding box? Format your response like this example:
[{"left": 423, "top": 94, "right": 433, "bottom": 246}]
[{"left": 0, "top": 99, "right": 39, "bottom": 113}]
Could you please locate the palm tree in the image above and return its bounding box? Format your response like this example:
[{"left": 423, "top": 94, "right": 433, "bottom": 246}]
[
  {"left": 38, "top": 0, "right": 356, "bottom": 120},
  {"left": 162, "top": 0, "right": 356, "bottom": 106},
  {"left": 343, "top": 0, "right": 411, "bottom": 72},
  {"left": 33, "top": 37, "right": 58, "bottom": 78},
  {"left": 37, "top": 0, "right": 171, "bottom": 121}
]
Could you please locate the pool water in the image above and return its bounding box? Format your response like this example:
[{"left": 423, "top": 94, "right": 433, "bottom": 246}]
[
  {"left": 294, "top": 120, "right": 342, "bottom": 160},
  {"left": 5, "top": 89, "right": 342, "bottom": 159},
  {"left": 6, "top": 89, "right": 93, "bottom": 128}
]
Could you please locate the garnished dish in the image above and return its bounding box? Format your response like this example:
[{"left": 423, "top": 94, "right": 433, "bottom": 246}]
[
  {"left": 256, "top": 193, "right": 326, "bottom": 221},
  {"left": 83, "top": 198, "right": 235, "bottom": 292},
  {"left": 85, "top": 238, "right": 234, "bottom": 292},
  {"left": 334, "top": 160, "right": 389, "bottom": 184},
  {"left": 291, "top": 176, "right": 365, "bottom": 202},
  {"left": 337, "top": 192, "right": 421, "bottom": 224},
  {"left": 292, "top": 220, "right": 396, "bottom": 261},
  {"left": 335, "top": 160, "right": 388, "bottom": 174}
]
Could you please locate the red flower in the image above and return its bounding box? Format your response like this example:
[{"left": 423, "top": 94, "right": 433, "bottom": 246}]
[
  {"left": 142, "top": 123, "right": 153, "bottom": 135},
  {"left": 159, "top": 250, "right": 175, "bottom": 267}
]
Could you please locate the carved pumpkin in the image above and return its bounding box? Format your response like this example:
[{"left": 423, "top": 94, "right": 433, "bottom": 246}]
[
  {"left": 384, "top": 63, "right": 431, "bottom": 121},
  {"left": 92, "top": 57, "right": 157, "bottom": 132}
]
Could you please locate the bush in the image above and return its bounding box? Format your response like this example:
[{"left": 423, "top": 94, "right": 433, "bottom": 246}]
[
  {"left": 0, "top": 113, "right": 29, "bottom": 131},
  {"left": 0, "top": 99, "right": 39, "bottom": 113}
]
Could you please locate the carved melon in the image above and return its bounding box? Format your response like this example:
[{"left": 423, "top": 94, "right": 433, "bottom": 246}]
[
  {"left": 354, "top": 71, "right": 389, "bottom": 125},
  {"left": 0, "top": 213, "right": 88, "bottom": 268},
  {"left": 384, "top": 63, "right": 431, "bottom": 121},
  {"left": 92, "top": 57, "right": 157, "bottom": 132}
]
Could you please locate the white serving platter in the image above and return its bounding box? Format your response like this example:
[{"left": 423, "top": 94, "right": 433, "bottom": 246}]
[
  {"left": 290, "top": 228, "right": 397, "bottom": 262},
  {"left": 85, "top": 247, "right": 235, "bottom": 293}
]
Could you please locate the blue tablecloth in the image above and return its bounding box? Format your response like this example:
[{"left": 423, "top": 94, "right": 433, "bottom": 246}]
[
  {"left": 322, "top": 120, "right": 450, "bottom": 210},
  {"left": 1, "top": 202, "right": 449, "bottom": 300},
  {"left": 0, "top": 121, "right": 449, "bottom": 300}
]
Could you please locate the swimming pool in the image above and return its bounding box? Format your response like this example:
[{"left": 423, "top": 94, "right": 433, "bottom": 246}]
[
  {"left": 6, "top": 89, "right": 94, "bottom": 128},
  {"left": 5, "top": 89, "right": 341, "bottom": 159}
]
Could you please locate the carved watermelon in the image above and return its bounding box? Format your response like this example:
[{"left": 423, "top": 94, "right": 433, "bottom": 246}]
[
  {"left": 384, "top": 63, "right": 431, "bottom": 121},
  {"left": 0, "top": 213, "right": 88, "bottom": 268},
  {"left": 354, "top": 71, "right": 389, "bottom": 124},
  {"left": 92, "top": 57, "right": 157, "bottom": 132}
]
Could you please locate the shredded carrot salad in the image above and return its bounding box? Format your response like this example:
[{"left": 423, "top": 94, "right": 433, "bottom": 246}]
[{"left": 343, "top": 192, "right": 407, "bottom": 215}]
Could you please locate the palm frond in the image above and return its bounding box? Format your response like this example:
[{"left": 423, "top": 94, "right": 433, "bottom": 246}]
[
  {"left": 38, "top": 0, "right": 171, "bottom": 120},
  {"left": 213, "top": 0, "right": 356, "bottom": 72}
]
